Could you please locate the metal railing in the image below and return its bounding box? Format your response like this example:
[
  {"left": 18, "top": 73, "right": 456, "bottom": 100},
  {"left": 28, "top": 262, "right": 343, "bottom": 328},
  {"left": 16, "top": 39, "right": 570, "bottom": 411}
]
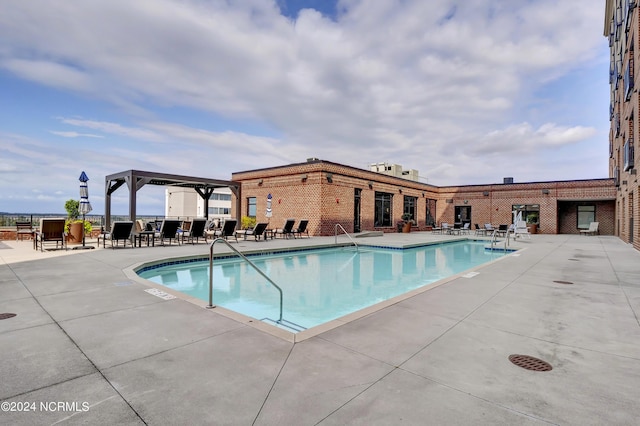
[
  {"left": 490, "top": 228, "right": 510, "bottom": 251},
  {"left": 334, "top": 223, "right": 358, "bottom": 251},
  {"left": 207, "top": 238, "right": 283, "bottom": 322}
]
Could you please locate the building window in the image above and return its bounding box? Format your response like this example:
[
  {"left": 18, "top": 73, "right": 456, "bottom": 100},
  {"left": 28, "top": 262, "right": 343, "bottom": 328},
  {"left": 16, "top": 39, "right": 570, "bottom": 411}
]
[
  {"left": 208, "top": 207, "right": 230, "bottom": 215},
  {"left": 577, "top": 205, "right": 595, "bottom": 229},
  {"left": 374, "top": 192, "right": 393, "bottom": 227},
  {"left": 211, "top": 193, "right": 232, "bottom": 201},
  {"left": 513, "top": 204, "right": 539, "bottom": 225},
  {"left": 403, "top": 196, "right": 417, "bottom": 224},
  {"left": 247, "top": 197, "right": 256, "bottom": 217},
  {"left": 425, "top": 199, "right": 437, "bottom": 227}
]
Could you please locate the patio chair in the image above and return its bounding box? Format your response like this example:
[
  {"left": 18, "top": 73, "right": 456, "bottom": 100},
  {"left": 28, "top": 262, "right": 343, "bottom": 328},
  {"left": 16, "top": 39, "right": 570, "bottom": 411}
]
[
  {"left": 580, "top": 222, "right": 599, "bottom": 236},
  {"left": 474, "top": 224, "right": 485, "bottom": 236},
  {"left": 16, "top": 221, "right": 34, "bottom": 241},
  {"left": 35, "top": 218, "right": 67, "bottom": 252},
  {"left": 292, "top": 219, "right": 310, "bottom": 238},
  {"left": 155, "top": 219, "right": 183, "bottom": 246},
  {"left": 100, "top": 221, "right": 134, "bottom": 249},
  {"left": 484, "top": 223, "right": 495, "bottom": 235},
  {"left": 441, "top": 222, "right": 451, "bottom": 235},
  {"left": 496, "top": 224, "right": 509, "bottom": 237},
  {"left": 460, "top": 222, "right": 471, "bottom": 234},
  {"left": 242, "top": 222, "right": 269, "bottom": 241},
  {"left": 274, "top": 219, "right": 296, "bottom": 239},
  {"left": 181, "top": 218, "right": 207, "bottom": 244}
]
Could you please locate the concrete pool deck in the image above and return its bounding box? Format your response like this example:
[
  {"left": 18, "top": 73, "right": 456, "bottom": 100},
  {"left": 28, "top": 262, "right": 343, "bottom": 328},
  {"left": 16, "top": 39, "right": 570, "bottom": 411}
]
[{"left": 0, "top": 233, "right": 639, "bottom": 425}]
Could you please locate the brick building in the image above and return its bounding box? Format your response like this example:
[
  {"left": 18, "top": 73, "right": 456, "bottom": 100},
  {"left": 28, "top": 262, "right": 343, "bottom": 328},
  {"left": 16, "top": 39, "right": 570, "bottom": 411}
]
[
  {"left": 232, "top": 159, "right": 616, "bottom": 238},
  {"left": 605, "top": 0, "right": 639, "bottom": 250}
]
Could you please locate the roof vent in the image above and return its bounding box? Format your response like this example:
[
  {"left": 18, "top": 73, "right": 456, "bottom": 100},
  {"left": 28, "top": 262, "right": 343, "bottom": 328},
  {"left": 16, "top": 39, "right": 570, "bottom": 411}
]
[
  {"left": 307, "top": 157, "right": 320, "bottom": 163},
  {"left": 503, "top": 177, "right": 514, "bottom": 184}
]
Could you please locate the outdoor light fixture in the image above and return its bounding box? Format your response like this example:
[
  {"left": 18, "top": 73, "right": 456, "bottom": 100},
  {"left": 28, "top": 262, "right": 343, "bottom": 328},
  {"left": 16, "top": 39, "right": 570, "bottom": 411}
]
[
  {"left": 421, "top": 192, "right": 425, "bottom": 197},
  {"left": 258, "top": 179, "right": 263, "bottom": 185},
  {"left": 483, "top": 191, "right": 489, "bottom": 196},
  {"left": 301, "top": 174, "right": 308, "bottom": 181},
  {"left": 326, "top": 173, "right": 333, "bottom": 183},
  {"left": 542, "top": 189, "right": 550, "bottom": 194},
  {"left": 367, "top": 181, "right": 373, "bottom": 189},
  {"left": 399, "top": 189, "right": 403, "bottom": 194}
]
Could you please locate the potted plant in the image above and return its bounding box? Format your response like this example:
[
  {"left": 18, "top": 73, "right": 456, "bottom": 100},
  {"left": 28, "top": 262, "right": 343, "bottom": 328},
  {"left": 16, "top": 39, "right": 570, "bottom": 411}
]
[
  {"left": 64, "top": 199, "right": 92, "bottom": 244},
  {"left": 401, "top": 213, "right": 413, "bottom": 233},
  {"left": 526, "top": 213, "right": 539, "bottom": 234}
]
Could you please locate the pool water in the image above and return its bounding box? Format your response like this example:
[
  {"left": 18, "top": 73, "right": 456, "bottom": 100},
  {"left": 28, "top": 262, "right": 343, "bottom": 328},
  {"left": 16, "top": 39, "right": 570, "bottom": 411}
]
[{"left": 137, "top": 241, "right": 508, "bottom": 332}]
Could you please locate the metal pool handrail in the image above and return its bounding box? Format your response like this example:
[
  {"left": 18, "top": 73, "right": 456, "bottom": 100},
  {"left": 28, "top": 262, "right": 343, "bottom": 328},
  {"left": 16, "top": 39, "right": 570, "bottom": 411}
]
[
  {"left": 334, "top": 223, "right": 358, "bottom": 251},
  {"left": 207, "top": 238, "right": 283, "bottom": 322}
]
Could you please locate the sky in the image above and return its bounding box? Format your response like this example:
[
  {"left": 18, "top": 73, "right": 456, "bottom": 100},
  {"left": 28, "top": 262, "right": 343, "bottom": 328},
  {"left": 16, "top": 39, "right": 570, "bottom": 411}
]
[{"left": 0, "top": 0, "right": 610, "bottom": 215}]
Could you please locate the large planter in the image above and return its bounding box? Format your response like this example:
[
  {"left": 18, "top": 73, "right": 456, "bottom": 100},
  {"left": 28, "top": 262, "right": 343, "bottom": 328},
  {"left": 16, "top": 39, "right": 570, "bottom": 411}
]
[
  {"left": 402, "top": 222, "right": 412, "bottom": 233},
  {"left": 67, "top": 221, "right": 84, "bottom": 245},
  {"left": 529, "top": 223, "right": 538, "bottom": 234}
]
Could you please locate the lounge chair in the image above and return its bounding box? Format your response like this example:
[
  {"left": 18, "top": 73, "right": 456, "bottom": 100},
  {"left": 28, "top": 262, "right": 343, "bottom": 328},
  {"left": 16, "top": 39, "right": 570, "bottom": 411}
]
[
  {"left": 100, "top": 221, "right": 134, "bottom": 249},
  {"left": 16, "top": 221, "right": 34, "bottom": 241},
  {"left": 292, "top": 220, "right": 310, "bottom": 238},
  {"left": 274, "top": 219, "right": 296, "bottom": 239},
  {"left": 474, "top": 224, "right": 485, "bottom": 236},
  {"left": 207, "top": 219, "right": 238, "bottom": 242},
  {"left": 580, "top": 222, "right": 599, "bottom": 236},
  {"left": 155, "top": 219, "right": 183, "bottom": 245},
  {"left": 35, "top": 218, "right": 67, "bottom": 251},
  {"left": 181, "top": 218, "right": 207, "bottom": 244},
  {"left": 242, "top": 222, "right": 269, "bottom": 241}
]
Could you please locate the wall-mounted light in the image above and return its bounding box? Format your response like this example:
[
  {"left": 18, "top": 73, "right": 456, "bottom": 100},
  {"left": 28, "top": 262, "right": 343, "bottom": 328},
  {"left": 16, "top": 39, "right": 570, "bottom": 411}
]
[
  {"left": 258, "top": 179, "right": 263, "bottom": 185},
  {"left": 326, "top": 173, "right": 333, "bottom": 183},
  {"left": 399, "top": 189, "right": 403, "bottom": 194},
  {"left": 421, "top": 192, "right": 425, "bottom": 197},
  {"left": 367, "top": 181, "right": 373, "bottom": 189},
  {"left": 301, "top": 174, "right": 308, "bottom": 182},
  {"left": 542, "top": 189, "right": 550, "bottom": 194},
  {"left": 464, "top": 200, "right": 468, "bottom": 204},
  {"left": 483, "top": 191, "right": 489, "bottom": 196},
  {"left": 446, "top": 199, "right": 453, "bottom": 203}
]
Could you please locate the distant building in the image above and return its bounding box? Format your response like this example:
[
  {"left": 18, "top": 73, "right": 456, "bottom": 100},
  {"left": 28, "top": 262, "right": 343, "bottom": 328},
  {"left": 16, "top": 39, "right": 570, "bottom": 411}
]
[
  {"left": 165, "top": 187, "right": 232, "bottom": 220},
  {"left": 604, "top": 0, "right": 639, "bottom": 250},
  {"left": 369, "top": 162, "right": 420, "bottom": 182}
]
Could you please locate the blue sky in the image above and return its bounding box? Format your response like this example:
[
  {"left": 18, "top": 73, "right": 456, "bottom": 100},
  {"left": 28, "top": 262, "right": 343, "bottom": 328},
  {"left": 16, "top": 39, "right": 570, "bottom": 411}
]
[{"left": 0, "top": 0, "right": 609, "bottom": 215}]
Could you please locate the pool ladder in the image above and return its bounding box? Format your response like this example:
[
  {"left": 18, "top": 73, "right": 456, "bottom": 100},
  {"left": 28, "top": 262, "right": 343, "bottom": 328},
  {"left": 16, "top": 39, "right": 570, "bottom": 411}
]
[
  {"left": 490, "top": 228, "right": 510, "bottom": 251},
  {"left": 334, "top": 223, "right": 359, "bottom": 251},
  {"left": 207, "top": 238, "right": 283, "bottom": 324}
]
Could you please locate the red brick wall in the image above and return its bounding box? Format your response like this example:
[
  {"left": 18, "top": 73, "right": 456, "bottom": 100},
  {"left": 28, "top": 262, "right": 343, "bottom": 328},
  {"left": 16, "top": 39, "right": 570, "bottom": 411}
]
[{"left": 233, "top": 160, "right": 617, "bottom": 237}]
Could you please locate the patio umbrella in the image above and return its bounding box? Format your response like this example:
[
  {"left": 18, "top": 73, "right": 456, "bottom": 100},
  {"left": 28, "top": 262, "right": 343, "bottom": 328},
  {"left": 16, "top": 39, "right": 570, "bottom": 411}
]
[
  {"left": 266, "top": 193, "right": 272, "bottom": 219},
  {"left": 77, "top": 171, "right": 94, "bottom": 249}
]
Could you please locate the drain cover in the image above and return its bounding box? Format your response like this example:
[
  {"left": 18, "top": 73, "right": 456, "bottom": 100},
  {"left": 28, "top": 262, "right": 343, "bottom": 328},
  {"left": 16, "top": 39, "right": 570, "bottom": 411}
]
[
  {"left": 0, "top": 313, "right": 17, "bottom": 320},
  {"left": 508, "top": 354, "right": 553, "bottom": 372},
  {"left": 553, "top": 280, "right": 574, "bottom": 285}
]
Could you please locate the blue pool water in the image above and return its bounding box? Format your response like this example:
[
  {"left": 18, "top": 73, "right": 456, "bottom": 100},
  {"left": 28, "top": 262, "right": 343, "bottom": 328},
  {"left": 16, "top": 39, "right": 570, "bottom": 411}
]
[{"left": 137, "top": 241, "right": 508, "bottom": 332}]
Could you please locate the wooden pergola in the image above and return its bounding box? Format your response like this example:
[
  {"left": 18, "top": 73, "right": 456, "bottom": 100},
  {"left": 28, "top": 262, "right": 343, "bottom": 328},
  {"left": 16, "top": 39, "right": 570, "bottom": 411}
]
[{"left": 104, "top": 170, "right": 241, "bottom": 231}]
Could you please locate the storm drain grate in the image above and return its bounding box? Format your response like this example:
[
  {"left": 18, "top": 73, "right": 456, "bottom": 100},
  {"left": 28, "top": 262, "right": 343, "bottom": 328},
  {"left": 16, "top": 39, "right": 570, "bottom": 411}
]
[
  {"left": 0, "top": 313, "right": 17, "bottom": 320},
  {"left": 553, "top": 280, "right": 574, "bottom": 285},
  {"left": 508, "top": 354, "right": 553, "bottom": 372},
  {"left": 568, "top": 259, "right": 580, "bottom": 261}
]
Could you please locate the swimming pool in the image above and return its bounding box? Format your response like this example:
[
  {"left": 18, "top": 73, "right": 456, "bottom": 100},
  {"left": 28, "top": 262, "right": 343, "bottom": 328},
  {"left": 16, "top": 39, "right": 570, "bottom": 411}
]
[{"left": 137, "top": 241, "right": 510, "bottom": 334}]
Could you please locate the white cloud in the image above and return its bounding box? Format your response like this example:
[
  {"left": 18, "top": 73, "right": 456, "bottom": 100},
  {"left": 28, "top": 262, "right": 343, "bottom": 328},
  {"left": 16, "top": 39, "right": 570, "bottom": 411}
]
[
  {"left": 49, "top": 131, "right": 104, "bottom": 138},
  {"left": 0, "top": 0, "right": 610, "bottom": 212}
]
